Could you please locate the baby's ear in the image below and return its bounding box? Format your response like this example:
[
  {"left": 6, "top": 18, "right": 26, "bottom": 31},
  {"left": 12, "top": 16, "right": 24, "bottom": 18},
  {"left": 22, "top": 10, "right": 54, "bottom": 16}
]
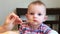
[{"left": 44, "top": 16, "right": 48, "bottom": 22}]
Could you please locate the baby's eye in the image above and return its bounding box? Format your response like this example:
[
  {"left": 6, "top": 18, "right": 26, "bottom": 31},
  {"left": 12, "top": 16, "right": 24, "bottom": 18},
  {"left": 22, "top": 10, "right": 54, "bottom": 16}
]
[
  {"left": 30, "top": 13, "right": 34, "bottom": 15},
  {"left": 38, "top": 13, "right": 41, "bottom": 16}
]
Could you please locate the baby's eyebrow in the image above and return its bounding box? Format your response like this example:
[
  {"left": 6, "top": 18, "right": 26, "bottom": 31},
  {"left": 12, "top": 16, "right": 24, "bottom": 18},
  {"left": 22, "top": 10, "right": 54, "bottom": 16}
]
[
  {"left": 29, "top": 11, "right": 34, "bottom": 13},
  {"left": 38, "top": 13, "right": 42, "bottom": 14}
]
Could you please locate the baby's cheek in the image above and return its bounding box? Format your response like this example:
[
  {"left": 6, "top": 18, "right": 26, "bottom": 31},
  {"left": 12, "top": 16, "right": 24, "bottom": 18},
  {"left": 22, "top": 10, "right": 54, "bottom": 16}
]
[
  {"left": 38, "top": 19, "right": 43, "bottom": 23},
  {"left": 39, "top": 17, "right": 44, "bottom": 22}
]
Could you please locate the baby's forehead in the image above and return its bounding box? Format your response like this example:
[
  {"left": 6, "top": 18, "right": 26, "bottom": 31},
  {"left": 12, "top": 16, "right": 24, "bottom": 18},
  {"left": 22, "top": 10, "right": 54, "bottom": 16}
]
[
  {"left": 27, "top": 4, "right": 46, "bottom": 14},
  {"left": 29, "top": 5, "right": 46, "bottom": 10}
]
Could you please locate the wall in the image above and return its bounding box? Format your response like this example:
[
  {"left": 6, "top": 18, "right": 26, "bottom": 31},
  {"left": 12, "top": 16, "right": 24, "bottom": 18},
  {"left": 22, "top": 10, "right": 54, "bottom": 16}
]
[
  {"left": 41, "top": 0, "right": 60, "bottom": 8},
  {"left": 0, "top": 0, "right": 60, "bottom": 25}
]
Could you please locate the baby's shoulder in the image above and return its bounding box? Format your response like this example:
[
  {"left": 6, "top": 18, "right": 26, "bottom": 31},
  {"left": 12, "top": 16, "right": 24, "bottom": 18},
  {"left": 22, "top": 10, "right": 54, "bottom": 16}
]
[
  {"left": 41, "top": 24, "right": 51, "bottom": 28},
  {"left": 41, "top": 24, "right": 58, "bottom": 34}
]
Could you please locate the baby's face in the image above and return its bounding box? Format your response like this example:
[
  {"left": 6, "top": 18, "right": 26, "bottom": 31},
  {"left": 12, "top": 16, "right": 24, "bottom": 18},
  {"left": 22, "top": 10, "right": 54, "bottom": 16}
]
[{"left": 26, "top": 4, "right": 47, "bottom": 25}]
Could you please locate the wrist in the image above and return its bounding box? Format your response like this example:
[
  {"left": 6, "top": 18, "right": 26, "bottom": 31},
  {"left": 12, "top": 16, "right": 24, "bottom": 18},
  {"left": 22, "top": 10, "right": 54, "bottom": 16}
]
[{"left": 3, "top": 22, "right": 14, "bottom": 31}]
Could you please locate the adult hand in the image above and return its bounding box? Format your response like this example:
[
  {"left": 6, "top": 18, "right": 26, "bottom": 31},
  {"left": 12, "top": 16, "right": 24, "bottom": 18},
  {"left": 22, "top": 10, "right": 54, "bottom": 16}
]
[{"left": 3, "top": 12, "right": 23, "bottom": 30}]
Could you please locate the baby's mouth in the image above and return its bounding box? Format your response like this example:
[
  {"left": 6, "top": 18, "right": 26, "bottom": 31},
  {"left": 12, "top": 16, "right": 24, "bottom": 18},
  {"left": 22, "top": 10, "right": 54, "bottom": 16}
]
[
  {"left": 33, "top": 20, "right": 37, "bottom": 22},
  {"left": 29, "top": 19, "right": 39, "bottom": 25}
]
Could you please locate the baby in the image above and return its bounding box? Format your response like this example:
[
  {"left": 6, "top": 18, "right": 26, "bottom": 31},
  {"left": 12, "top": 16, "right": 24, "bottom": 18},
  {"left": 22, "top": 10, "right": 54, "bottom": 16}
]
[
  {"left": 18, "top": 1, "right": 58, "bottom": 34},
  {"left": 0, "top": 0, "right": 58, "bottom": 34}
]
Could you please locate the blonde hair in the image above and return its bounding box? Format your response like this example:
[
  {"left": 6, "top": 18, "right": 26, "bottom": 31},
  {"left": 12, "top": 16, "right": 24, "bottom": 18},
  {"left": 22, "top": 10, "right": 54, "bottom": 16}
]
[{"left": 28, "top": 0, "right": 45, "bottom": 7}]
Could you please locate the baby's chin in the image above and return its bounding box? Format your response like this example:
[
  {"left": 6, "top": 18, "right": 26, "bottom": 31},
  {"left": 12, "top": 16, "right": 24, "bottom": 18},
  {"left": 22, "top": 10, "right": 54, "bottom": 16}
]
[{"left": 30, "top": 22, "right": 40, "bottom": 26}]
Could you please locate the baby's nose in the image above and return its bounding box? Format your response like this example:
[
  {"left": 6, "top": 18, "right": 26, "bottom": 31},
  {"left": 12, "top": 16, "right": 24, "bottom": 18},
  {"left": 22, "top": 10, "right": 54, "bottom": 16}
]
[{"left": 33, "top": 14, "right": 38, "bottom": 18}]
